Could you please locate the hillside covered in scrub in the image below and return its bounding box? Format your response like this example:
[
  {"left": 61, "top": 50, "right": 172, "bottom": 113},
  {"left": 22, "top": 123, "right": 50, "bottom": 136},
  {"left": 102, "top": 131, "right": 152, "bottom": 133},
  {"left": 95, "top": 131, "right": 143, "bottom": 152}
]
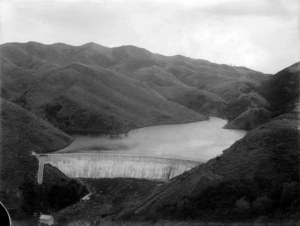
[
  {"left": 125, "top": 116, "right": 299, "bottom": 221},
  {"left": 0, "top": 42, "right": 270, "bottom": 133},
  {"left": 0, "top": 99, "right": 88, "bottom": 219},
  {"left": 40, "top": 62, "right": 298, "bottom": 225},
  {"left": 0, "top": 41, "right": 299, "bottom": 225},
  {"left": 117, "top": 63, "right": 300, "bottom": 223}
]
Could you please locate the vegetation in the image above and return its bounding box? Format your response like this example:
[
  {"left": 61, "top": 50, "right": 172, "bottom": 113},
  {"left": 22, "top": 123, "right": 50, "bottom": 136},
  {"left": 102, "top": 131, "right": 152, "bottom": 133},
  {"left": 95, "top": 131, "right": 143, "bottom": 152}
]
[
  {"left": 123, "top": 117, "right": 299, "bottom": 223},
  {"left": 0, "top": 42, "right": 299, "bottom": 224},
  {"left": 0, "top": 99, "right": 87, "bottom": 219},
  {"left": 261, "top": 62, "right": 299, "bottom": 116},
  {"left": 53, "top": 178, "right": 164, "bottom": 224},
  {"left": 224, "top": 108, "right": 272, "bottom": 130},
  {"left": 156, "top": 178, "right": 299, "bottom": 221},
  {"left": 1, "top": 42, "right": 267, "bottom": 133}
]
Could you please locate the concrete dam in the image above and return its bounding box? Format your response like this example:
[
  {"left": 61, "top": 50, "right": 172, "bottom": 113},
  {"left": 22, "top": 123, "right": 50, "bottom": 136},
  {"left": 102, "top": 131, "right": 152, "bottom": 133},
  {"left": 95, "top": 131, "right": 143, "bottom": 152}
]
[{"left": 35, "top": 152, "right": 202, "bottom": 181}]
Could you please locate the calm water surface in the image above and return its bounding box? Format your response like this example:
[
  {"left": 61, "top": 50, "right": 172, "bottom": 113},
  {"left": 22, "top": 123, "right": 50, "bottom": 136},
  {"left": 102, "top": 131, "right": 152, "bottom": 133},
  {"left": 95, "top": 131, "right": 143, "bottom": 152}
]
[{"left": 57, "top": 117, "right": 247, "bottom": 161}]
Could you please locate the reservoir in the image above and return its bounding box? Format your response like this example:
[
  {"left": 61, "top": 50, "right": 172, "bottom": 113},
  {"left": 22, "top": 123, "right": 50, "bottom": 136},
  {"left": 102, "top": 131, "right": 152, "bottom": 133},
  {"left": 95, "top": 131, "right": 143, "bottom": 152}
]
[{"left": 57, "top": 117, "right": 246, "bottom": 161}]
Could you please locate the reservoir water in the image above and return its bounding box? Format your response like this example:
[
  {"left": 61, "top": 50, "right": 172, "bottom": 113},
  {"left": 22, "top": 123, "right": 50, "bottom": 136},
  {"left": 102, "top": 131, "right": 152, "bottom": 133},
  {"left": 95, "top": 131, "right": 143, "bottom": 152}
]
[{"left": 57, "top": 117, "right": 247, "bottom": 161}]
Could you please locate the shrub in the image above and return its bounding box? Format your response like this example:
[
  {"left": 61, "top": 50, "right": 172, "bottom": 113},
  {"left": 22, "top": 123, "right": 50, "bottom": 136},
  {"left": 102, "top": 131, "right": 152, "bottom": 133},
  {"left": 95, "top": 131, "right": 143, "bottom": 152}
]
[
  {"left": 252, "top": 196, "right": 273, "bottom": 214},
  {"left": 235, "top": 197, "right": 250, "bottom": 212}
]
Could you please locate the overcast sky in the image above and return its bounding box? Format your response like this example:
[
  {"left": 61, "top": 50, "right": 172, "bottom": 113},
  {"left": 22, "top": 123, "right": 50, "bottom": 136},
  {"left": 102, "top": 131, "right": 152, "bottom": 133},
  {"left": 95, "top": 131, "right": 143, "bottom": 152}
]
[{"left": 0, "top": 0, "right": 299, "bottom": 74}]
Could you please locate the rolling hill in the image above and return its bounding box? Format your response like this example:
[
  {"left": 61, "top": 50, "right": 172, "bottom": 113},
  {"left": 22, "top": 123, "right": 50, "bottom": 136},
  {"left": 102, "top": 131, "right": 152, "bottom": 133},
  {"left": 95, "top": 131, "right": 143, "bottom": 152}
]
[
  {"left": 224, "top": 62, "right": 300, "bottom": 129},
  {"left": 261, "top": 62, "right": 300, "bottom": 116},
  {"left": 113, "top": 63, "right": 300, "bottom": 222},
  {"left": 0, "top": 99, "right": 88, "bottom": 217},
  {"left": 0, "top": 42, "right": 269, "bottom": 133},
  {"left": 36, "top": 63, "right": 299, "bottom": 224},
  {"left": 1, "top": 42, "right": 298, "bottom": 224}
]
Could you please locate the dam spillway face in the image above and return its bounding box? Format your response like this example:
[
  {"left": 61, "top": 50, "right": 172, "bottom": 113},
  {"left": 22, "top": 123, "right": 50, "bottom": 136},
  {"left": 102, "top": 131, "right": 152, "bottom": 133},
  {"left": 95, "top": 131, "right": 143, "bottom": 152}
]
[{"left": 45, "top": 153, "right": 201, "bottom": 180}]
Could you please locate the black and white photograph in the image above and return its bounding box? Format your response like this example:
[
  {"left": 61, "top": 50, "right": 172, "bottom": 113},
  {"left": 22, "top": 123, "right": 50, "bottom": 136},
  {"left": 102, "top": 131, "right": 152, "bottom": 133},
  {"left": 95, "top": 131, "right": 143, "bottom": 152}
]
[{"left": 0, "top": 0, "right": 299, "bottom": 225}]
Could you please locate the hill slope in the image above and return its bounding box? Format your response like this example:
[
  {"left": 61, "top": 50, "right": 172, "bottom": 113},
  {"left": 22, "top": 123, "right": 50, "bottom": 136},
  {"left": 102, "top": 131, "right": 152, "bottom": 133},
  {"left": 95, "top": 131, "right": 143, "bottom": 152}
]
[
  {"left": 224, "top": 108, "right": 272, "bottom": 130},
  {"left": 261, "top": 62, "right": 300, "bottom": 116},
  {"left": 127, "top": 63, "right": 299, "bottom": 221},
  {"left": 0, "top": 42, "right": 268, "bottom": 132},
  {"left": 1, "top": 62, "right": 207, "bottom": 134},
  {"left": 0, "top": 99, "right": 87, "bottom": 217},
  {"left": 224, "top": 62, "right": 300, "bottom": 129},
  {"left": 126, "top": 116, "right": 299, "bottom": 221}
]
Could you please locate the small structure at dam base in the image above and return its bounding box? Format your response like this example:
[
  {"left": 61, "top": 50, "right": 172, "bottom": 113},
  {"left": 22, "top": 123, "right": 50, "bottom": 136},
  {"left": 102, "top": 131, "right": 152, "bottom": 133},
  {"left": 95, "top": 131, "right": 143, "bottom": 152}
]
[
  {"left": 39, "top": 214, "right": 54, "bottom": 225},
  {"left": 34, "top": 152, "right": 202, "bottom": 181}
]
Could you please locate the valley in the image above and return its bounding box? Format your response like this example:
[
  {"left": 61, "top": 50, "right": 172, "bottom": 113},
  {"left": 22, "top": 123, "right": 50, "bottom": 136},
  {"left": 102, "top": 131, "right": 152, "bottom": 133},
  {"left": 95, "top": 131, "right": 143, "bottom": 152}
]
[{"left": 0, "top": 42, "right": 299, "bottom": 225}]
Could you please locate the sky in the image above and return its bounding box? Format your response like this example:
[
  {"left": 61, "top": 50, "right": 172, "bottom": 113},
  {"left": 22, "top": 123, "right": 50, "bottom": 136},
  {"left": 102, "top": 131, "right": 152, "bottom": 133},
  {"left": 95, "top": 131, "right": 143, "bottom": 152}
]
[{"left": 0, "top": 0, "right": 299, "bottom": 74}]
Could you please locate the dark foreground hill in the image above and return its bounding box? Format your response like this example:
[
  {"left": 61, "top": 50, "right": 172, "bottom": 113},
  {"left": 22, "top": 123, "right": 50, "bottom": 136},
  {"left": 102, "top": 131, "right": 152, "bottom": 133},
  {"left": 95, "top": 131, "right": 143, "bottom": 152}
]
[
  {"left": 0, "top": 42, "right": 269, "bottom": 133},
  {"left": 121, "top": 115, "right": 299, "bottom": 222},
  {"left": 0, "top": 99, "right": 87, "bottom": 218}
]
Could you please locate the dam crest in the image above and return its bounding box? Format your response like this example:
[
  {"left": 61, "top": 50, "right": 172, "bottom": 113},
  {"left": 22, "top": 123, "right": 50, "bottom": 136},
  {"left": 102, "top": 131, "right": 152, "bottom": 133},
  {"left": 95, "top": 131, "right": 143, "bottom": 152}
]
[{"left": 35, "top": 152, "right": 202, "bottom": 181}]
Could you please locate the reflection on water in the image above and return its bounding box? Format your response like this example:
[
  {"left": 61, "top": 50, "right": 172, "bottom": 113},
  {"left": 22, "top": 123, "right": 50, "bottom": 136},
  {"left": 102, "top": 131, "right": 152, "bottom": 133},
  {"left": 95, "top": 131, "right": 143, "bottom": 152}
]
[{"left": 57, "top": 117, "right": 247, "bottom": 161}]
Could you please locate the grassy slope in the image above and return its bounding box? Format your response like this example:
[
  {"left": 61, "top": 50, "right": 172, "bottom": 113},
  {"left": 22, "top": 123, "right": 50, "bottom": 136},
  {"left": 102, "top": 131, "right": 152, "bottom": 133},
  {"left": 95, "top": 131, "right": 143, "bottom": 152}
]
[
  {"left": 53, "top": 178, "right": 165, "bottom": 224},
  {"left": 225, "top": 92, "right": 270, "bottom": 121},
  {"left": 125, "top": 116, "right": 299, "bottom": 221},
  {"left": 0, "top": 99, "right": 87, "bottom": 218},
  {"left": 224, "top": 62, "right": 300, "bottom": 129},
  {"left": 10, "top": 63, "right": 206, "bottom": 133},
  {"left": 49, "top": 62, "right": 298, "bottom": 223},
  {"left": 159, "top": 55, "right": 268, "bottom": 102},
  {"left": 0, "top": 42, "right": 268, "bottom": 132},
  {"left": 224, "top": 108, "right": 272, "bottom": 130},
  {"left": 131, "top": 66, "right": 228, "bottom": 117},
  {"left": 1, "top": 49, "right": 207, "bottom": 133},
  {"left": 261, "top": 62, "right": 300, "bottom": 116}
]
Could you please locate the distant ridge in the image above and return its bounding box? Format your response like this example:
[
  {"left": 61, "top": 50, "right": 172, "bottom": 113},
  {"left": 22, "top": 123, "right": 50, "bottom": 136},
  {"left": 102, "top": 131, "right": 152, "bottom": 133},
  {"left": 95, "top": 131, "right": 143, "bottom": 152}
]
[{"left": 0, "top": 41, "right": 268, "bottom": 133}]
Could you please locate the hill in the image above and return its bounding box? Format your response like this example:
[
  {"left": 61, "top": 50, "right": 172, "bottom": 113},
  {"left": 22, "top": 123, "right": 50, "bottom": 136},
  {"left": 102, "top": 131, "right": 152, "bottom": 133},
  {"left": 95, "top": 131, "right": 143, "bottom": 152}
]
[
  {"left": 124, "top": 116, "right": 299, "bottom": 222},
  {"left": 224, "top": 62, "right": 300, "bottom": 129},
  {"left": 225, "top": 92, "right": 270, "bottom": 121},
  {"left": 261, "top": 62, "right": 300, "bottom": 116},
  {"left": 48, "top": 111, "right": 299, "bottom": 224},
  {"left": 0, "top": 42, "right": 268, "bottom": 133},
  {"left": 0, "top": 99, "right": 87, "bottom": 217},
  {"left": 1, "top": 42, "right": 297, "bottom": 224},
  {"left": 124, "top": 63, "right": 299, "bottom": 221},
  {"left": 224, "top": 108, "right": 272, "bottom": 130}
]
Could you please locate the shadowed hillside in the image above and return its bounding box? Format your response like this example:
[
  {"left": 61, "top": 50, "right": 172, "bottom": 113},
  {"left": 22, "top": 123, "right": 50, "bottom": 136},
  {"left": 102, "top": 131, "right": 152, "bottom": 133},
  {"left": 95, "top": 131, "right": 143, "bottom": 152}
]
[
  {"left": 123, "top": 116, "right": 299, "bottom": 222},
  {"left": 261, "top": 62, "right": 300, "bottom": 116},
  {"left": 224, "top": 62, "right": 300, "bottom": 129},
  {"left": 0, "top": 99, "right": 87, "bottom": 218}
]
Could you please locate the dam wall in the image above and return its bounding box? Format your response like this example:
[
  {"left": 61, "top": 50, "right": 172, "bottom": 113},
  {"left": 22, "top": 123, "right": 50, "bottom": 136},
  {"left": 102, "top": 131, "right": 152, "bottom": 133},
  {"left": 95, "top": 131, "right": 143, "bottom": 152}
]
[{"left": 45, "top": 152, "right": 202, "bottom": 180}]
